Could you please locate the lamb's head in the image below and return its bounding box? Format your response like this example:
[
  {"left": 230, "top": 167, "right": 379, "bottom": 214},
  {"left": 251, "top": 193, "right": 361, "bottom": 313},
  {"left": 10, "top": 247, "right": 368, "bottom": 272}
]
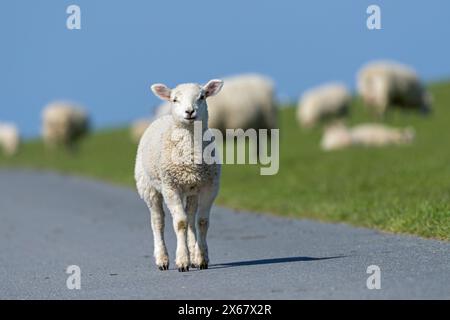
[{"left": 151, "top": 79, "right": 223, "bottom": 125}]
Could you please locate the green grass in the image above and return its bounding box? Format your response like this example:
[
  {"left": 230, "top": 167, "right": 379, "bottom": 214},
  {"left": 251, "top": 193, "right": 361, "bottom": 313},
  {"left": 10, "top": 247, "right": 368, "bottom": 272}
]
[{"left": 1, "top": 82, "right": 450, "bottom": 240}]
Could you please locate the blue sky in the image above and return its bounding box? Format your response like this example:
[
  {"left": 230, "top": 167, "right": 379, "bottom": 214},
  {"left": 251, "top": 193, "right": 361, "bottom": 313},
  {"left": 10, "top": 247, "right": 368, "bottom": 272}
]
[{"left": 1, "top": 0, "right": 449, "bottom": 137}]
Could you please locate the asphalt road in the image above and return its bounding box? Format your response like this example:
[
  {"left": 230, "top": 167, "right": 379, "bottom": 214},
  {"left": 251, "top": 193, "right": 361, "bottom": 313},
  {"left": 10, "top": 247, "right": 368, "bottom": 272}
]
[{"left": 0, "top": 169, "right": 449, "bottom": 299}]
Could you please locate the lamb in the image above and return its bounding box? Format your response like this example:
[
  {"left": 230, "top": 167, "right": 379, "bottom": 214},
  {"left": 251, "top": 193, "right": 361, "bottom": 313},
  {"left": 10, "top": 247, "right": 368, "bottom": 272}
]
[
  {"left": 0, "top": 123, "right": 20, "bottom": 156},
  {"left": 297, "top": 83, "right": 351, "bottom": 128},
  {"left": 357, "top": 60, "right": 432, "bottom": 116},
  {"left": 320, "top": 121, "right": 415, "bottom": 151},
  {"left": 130, "top": 118, "right": 152, "bottom": 143},
  {"left": 41, "top": 101, "right": 90, "bottom": 148},
  {"left": 135, "top": 79, "right": 223, "bottom": 272},
  {"left": 153, "top": 74, "right": 277, "bottom": 134}
]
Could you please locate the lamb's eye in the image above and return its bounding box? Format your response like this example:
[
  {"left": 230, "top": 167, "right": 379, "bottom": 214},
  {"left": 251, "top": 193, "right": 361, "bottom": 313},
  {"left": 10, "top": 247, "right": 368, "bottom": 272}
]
[{"left": 172, "top": 97, "right": 178, "bottom": 103}]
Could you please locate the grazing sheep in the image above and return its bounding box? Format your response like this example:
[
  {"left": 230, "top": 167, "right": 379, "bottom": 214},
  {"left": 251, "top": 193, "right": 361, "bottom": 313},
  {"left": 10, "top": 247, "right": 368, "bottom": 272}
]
[
  {"left": 357, "top": 61, "right": 431, "bottom": 115},
  {"left": 208, "top": 74, "right": 277, "bottom": 133},
  {"left": 41, "top": 102, "right": 89, "bottom": 148},
  {"left": 153, "top": 74, "right": 277, "bottom": 134},
  {"left": 321, "top": 122, "right": 415, "bottom": 151},
  {"left": 135, "top": 79, "right": 223, "bottom": 272},
  {"left": 297, "top": 83, "right": 351, "bottom": 128},
  {"left": 154, "top": 101, "right": 171, "bottom": 119},
  {"left": 130, "top": 118, "right": 152, "bottom": 143},
  {"left": 0, "top": 123, "right": 20, "bottom": 156}
]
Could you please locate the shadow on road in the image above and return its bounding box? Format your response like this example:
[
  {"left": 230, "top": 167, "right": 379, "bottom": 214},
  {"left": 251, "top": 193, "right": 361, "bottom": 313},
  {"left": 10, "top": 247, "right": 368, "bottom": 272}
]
[{"left": 210, "top": 255, "right": 345, "bottom": 269}]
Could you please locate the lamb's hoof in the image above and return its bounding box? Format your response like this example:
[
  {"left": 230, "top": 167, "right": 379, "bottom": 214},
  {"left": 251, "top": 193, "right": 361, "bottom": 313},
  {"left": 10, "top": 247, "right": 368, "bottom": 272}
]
[
  {"left": 157, "top": 264, "right": 169, "bottom": 271},
  {"left": 190, "top": 263, "right": 197, "bottom": 269},
  {"left": 178, "top": 266, "right": 189, "bottom": 272},
  {"left": 199, "top": 263, "right": 208, "bottom": 270}
]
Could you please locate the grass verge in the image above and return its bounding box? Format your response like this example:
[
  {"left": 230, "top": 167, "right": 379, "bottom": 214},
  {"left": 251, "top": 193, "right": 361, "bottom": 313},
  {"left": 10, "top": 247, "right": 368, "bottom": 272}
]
[{"left": 1, "top": 82, "right": 449, "bottom": 240}]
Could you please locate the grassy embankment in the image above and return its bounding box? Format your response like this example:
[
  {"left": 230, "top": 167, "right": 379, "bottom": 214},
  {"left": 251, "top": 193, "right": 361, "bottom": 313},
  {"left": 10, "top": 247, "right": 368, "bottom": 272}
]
[{"left": 1, "top": 82, "right": 449, "bottom": 240}]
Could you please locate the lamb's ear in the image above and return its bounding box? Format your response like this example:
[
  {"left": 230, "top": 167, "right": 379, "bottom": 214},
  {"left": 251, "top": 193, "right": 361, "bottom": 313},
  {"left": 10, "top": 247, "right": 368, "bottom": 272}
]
[
  {"left": 203, "top": 79, "right": 223, "bottom": 98},
  {"left": 151, "top": 83, "right": 172, "bottom": 101}
]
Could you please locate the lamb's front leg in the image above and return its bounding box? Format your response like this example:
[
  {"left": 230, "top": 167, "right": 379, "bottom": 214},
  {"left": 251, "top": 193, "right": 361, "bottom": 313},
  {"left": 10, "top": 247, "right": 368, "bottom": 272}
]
[
  {"left": 185, "top": 196, "right": 198, "bottom": 268},
  {"left": 146, "top": 188, "right": 169, "bottom": 270},
  {"left": 163, "top": 188, "right": 190, "bottom": 272}
]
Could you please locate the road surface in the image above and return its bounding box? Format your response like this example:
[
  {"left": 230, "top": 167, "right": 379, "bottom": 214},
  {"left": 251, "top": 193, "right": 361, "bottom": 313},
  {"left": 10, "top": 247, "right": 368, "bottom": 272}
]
[{"left": 0, "top": 169, "right": 448, "bottom": 299}]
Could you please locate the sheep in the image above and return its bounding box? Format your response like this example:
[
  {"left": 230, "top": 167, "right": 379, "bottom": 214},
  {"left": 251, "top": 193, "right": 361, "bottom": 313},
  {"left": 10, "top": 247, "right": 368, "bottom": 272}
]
[
  {"left": 154, "top": 101, "right": 171, "bottom": 119},
  {"left": 135, "top": 79, "right": 224, "bottom": 272},
  {"left": 207, "top": 74, "right": 277, "bottom": 134},
  {"left": 357, "top": 60, "right": 432, "bottom": 116},
  {"left": 0, "top": 123, "right": 20, "bottom": 156},
  {"left": 41, "top": 101, "right": 90, "bottom": 149},
  {"left": 350, "top": 123, "right": 415, "bottom": 147},
  {"left": 320, "top": 121, "right": 415, "bottom": 151},
  {"left": 320, "top": 121, "right": 353, "bottom": 151},
  {"left": 153, "top": 74, "right": 277, "bottom": 134},
  {"left": 130, "top": 118, "right": 152, "bottom": 143},
  {"left": 297, "top": 83, "right": 351, "bottom": 128}
]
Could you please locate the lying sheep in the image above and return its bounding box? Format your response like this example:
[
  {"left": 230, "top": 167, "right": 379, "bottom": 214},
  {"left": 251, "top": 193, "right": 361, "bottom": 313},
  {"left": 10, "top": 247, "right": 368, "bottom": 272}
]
[
  {"left": 297, "top": 83, "right": 351, "bottom": 128},
  {"left": 320, "top": 122, "right": 353, "bottom": 151},
  {"left": 0, "top": 123, "right": 20, "bottom": 156},
  {"left": 321, "top": 121, "right": 415, "bottom": 151},
  {"left": 41, "top": 101, "right": 89, "bottom": 148},
  {"left": 135, "top": 79, "right": 223, "bottom": 272},
  {"left": 130, "top": 118, "right": 152, "bottom": 143},
  {"left": 357, "top": 61, "right": 431, "bottom": 115},
  {"left": 154, "top": 74, "right": 277, "bottom": 134},
  {"left": 351, "top": 123, "right": 415, "bottom": 147}
]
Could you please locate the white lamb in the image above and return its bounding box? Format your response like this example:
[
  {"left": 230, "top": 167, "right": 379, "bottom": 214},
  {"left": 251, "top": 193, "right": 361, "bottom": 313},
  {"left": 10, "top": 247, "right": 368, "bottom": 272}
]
[
  {"left": 357, "top": 60, "right": 431, "bottom": 116},
  {"left": 42, "top": 101, "right": 90, "bottom": 148},
  {"left": 297, "top": 83, "right": 351, "bottom": 128},
  {"left": 135, "top": 79, "right": 223, "bottom": 272},
  {"left": 154, "top": 74, "right": 277, "bottom": 134},
  {"left": 0, "top": 123, "right": 20, "bottom": 156},
  {"left": 321, "top": 122, "right": 415, "bottom": 151}
]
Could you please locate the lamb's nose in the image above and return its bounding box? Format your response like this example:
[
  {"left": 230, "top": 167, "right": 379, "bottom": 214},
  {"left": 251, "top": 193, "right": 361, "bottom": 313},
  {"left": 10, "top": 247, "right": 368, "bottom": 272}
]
[{"left": 185, "top": 110, "right": 194, "bottom": 116}]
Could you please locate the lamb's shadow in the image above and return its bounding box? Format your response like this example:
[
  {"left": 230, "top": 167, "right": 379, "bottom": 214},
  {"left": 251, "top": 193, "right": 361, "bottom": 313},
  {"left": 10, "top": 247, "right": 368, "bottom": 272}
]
[{"left": 210, "top": 255, "right": 345, "bottom": 270}]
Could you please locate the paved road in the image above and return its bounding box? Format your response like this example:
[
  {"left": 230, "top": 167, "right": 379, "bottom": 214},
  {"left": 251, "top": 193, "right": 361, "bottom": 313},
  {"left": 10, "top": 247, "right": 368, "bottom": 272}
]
[{"left": 0, "top": 169, "right": 449, "bottom": 299}]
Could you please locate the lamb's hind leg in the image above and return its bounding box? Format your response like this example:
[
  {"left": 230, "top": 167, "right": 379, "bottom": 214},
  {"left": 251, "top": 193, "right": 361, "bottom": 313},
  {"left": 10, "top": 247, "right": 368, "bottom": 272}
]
[
  {"left": 194, "top": 186, "right": 218, "bottom": 270},
  {"left": 146, "top": 188, "right": 169, "bottom": 270},
  {"left": 185, "top": 196, "right": 198, "bottom": 268}
]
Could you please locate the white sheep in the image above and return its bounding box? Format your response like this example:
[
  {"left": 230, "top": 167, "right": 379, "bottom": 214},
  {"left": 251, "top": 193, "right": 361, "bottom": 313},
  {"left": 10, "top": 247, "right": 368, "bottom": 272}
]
[
  {"left": 154, "top": 101, "right": 171, "bottom": 119},
  {"left": 351, "top": 123, "right": 415, "bottom": 147},
  {"left": 357, "top": 60, "right": 431, "bottom": 116},
  {"left": 130, "top": 118, "right": 152, "bottom": 143},
  {"left": 0, "top": 123, "right": 20, "bottom": 156},
  {"left": 320, "top": 121, "right": 353, "bottom": 151},
  {"left": 41, "top": 101, "right": 90, "bottom": 148},
  {"left": 153, "top": 74, "right": 277, "bottom": 134},
  {"left": 297, "top": 83, "right": 351, "bottom": 128},
  {"left": 135, "top": 79, "right": 223, "bottom": 272},
  {"left": 208, "top": 74, "right": 277, "bottom": 133},
  {"left": 320, "top": 122, "right": 415, "bottom": 151}
]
